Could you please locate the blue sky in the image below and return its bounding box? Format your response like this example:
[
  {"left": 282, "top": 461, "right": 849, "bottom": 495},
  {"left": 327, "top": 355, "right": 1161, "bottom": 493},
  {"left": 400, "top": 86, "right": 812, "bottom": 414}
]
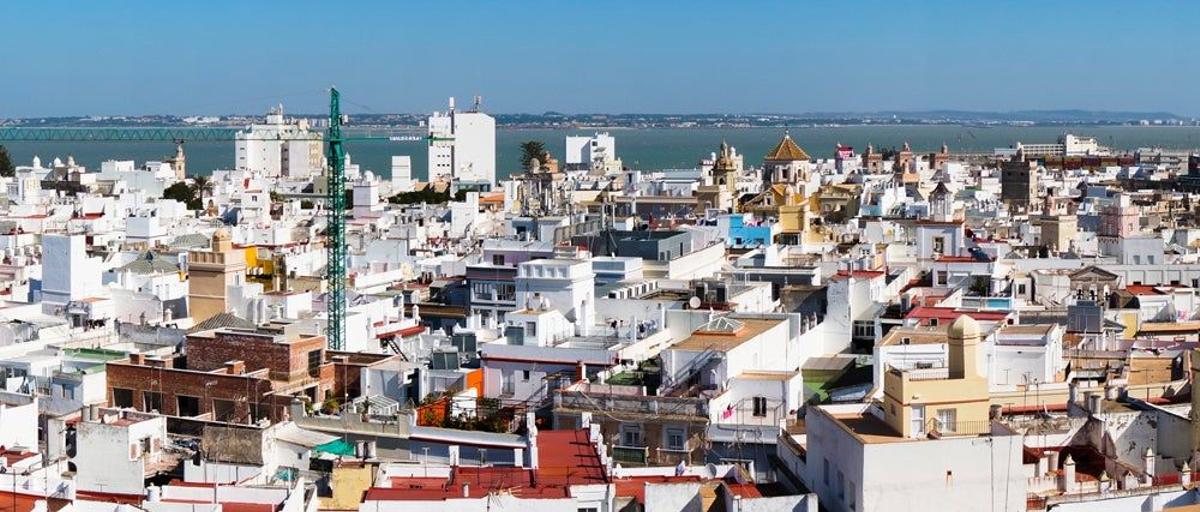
[{"left": 3, "top": 1, "right": 1197, "bottom": 116}]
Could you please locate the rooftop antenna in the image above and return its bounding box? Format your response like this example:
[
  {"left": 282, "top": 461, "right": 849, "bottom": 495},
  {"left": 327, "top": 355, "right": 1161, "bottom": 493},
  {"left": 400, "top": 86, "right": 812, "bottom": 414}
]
[{"left": 473, "top": 95, "right": 482, "bottom": 112}]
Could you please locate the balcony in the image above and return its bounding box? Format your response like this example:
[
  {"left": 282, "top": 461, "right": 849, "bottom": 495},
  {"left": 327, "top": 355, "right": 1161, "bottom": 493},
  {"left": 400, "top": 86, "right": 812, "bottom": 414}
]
[{"left": 652, "top": 439, "right": 699, "bottom": 466}]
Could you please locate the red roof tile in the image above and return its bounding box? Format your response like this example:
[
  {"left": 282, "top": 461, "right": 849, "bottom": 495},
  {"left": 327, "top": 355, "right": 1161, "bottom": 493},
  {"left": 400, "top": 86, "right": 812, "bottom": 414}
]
[
  {"left": 363, "top": 429, "right": 608, "bottom": 502},
  {"left": 905, "top": 306, "right": 1010, "bottom": 322}
]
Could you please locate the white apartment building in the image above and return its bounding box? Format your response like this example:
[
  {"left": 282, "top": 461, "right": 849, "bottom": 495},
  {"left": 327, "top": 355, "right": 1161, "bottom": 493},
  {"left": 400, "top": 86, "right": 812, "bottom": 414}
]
[
  {"left": 427, "top": 97, "right": 496, "bottom": 185},
  {"left": 565, "top": 132, "right": 621, "bottom": 173},
  {"left": 40, "top": 234, "right": 103, "bottom": 306},
  {"left": 514, "top": 258, "right": 596, "bottom": 336},
  {"left": 235, "top": 105, "right": 324, "bottom": 178},
  {"left": 795, "top": 403, "right": 1026, "bottom": 512},
  {"left": 390, "top": 155, "right": 414, "bottom": 192}
]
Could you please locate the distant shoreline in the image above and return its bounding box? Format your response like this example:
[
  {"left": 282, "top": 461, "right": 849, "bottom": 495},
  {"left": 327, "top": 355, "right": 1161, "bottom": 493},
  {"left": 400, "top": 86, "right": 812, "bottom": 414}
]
[{"left": 5, "top": 122, "right": 1200, "bottom": 131}]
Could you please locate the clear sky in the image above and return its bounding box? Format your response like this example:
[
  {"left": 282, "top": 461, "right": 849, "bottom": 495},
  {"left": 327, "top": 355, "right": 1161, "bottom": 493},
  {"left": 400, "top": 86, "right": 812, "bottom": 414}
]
[{"left": 3, "top": 1, "right": 1197, "bottom": 117}]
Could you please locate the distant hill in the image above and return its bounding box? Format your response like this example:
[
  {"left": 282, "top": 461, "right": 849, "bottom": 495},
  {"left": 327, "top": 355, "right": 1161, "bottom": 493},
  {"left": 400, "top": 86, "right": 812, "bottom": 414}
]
[
  {"left": 849, "top": 110, "right": 1185, "bottom": 124},
  {"left": 2, "top": 110, "right": 1190, "bottom": 129}
]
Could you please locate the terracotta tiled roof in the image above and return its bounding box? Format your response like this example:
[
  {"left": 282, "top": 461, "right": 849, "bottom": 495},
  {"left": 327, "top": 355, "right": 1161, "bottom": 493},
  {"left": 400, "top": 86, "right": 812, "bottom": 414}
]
[
  {"left": 765, "top": 133, "right": 810, "bottom": 162},
  {"left": 188, "top": 312, "right": 255, "bottom": 334}
]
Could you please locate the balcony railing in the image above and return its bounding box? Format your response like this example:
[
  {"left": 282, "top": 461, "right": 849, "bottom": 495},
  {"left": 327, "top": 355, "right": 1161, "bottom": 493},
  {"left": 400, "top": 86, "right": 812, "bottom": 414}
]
[
  {"left": 554, "top": 390, "right": 707, "bottom": 418},
  {"left": 904, "top": 367, "right": 951, "bottom": 381},
  {"left": 653, "top": 446, "right": 694, "bottom": 466},
  {"left": 926, "top": 418, "right": 994, "bottom": 437},
  {"left": 612, "top": 445, "right": 648, "bottom": 465}
]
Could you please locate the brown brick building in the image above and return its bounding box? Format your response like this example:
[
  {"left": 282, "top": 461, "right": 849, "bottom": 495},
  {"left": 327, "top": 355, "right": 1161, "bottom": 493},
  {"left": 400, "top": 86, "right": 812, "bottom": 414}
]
[{"left": 105, "top": 321, "right": 395, "bottom": 424}]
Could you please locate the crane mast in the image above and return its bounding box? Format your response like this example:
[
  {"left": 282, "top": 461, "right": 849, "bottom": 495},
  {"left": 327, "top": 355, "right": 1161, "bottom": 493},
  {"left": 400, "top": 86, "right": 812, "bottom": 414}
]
[{"left": 325, "top": 88, "right": 347, "bottom": 351}]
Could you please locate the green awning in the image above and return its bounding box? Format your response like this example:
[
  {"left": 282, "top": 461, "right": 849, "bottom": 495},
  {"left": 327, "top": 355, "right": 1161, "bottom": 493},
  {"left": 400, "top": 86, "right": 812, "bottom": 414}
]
[{"left": 313, "top": 438, "right": 356, "bottom": 457}]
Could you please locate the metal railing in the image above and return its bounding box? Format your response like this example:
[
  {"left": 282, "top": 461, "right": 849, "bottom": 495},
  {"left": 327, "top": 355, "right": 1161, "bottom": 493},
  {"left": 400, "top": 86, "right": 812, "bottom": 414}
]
[
  {"left": 926, "top": 418, "right": 993, "bottom": 437},
  {"left": 611, "top": 445, "right": 649, "bottom": 465},
  {"left": 554, "top": 390, "right": 708, "bottom": 418}
]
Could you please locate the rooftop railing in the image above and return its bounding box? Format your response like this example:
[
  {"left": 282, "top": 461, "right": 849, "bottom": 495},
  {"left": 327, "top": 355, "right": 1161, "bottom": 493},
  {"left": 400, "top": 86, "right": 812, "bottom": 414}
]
[
  {"left": 926, "top": 418, "right": 994, "bottom": 437},
  {"left": 554, "top": 390, "right": 708, "bottom": 418}
]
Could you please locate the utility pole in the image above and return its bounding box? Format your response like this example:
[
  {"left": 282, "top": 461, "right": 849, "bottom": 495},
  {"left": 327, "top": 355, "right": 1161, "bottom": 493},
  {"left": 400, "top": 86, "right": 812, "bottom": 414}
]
[{"left": 327, "top": 88, "right": 347, "bottom": 351}]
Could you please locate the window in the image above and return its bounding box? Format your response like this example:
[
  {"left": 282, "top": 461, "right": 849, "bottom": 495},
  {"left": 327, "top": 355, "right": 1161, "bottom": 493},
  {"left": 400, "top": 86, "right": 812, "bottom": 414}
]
[
  {"left": 936, "top": 271, "right": 948, "bottom": 286},
  {"left": 496, "top": 284, "right": 515, "bottom": 302},
  {"left": 1134, "top": 255, "right": 1141, "bottom": 264},
  {"left": 620, "top": 425, "right": 643, "bottom": 447},
  {"left": 521, "top": 370, "right": 531, "bottom": 382},
  {"left": 501, "top": 372, "right": 515, "bottom": 395},
  {"left": 213, "top": 399, "right": 237, "bottom": 422},
  {"left": 307, "top": 349, "right": 322, "bottom": 375},
  {"left": 492, "top": 254, "right": 505, "bottom": 265},
  {"left": 143, "top": 391, "right": 163, "bottom": 412},
  {"left": 752, "top": 396, "right": 768, "bottom": 417},
  {"left": 837, "top": 469, "right": 845, "bottom": 501},
  {"left": 177, "top": 395, "right": 201, "bottom": 417},
  {"left": 911, "top": 405, "right": 926, "bottom": 437},
  {"left": 249, "top": 402, "right": 267, "bottom": 422},
  {"left": 929, "top": 318, "right": 938, "bottom": 327},
  {"left": 933, "top": 236, "right": 946, "bottom": 255},
  {"left": 525, "top": 322, "right": 537, "bottom": 337},
  {"left": 823, "top": 458, "right": 830, "bottom": 485},
  {"left": 1017, "top": 284, "right": 1026, "bottom": 295},
  {"left": 666, "top": 428, "right": 686, "bottom": 451},
  {"left": 112, "top": 388, "right": 135, "bottom": 408},
  {"left": 853, "top": 321, "right": 874, "bottom": 339},
  {"left": 936, "top": 408, "right": 957, "bottom": 432}
]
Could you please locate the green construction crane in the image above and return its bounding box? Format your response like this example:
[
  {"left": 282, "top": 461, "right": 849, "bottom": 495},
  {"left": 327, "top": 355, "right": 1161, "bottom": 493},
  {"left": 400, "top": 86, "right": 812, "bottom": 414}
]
[
  {"left": 0, "top": 88, "right": 380, "bottom": 351},
  {"left": 325, "top": 88, "right": 347, "bottom": 351}
]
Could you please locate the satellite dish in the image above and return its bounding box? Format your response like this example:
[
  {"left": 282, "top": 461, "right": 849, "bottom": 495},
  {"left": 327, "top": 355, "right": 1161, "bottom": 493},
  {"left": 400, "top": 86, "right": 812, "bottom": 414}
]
[{"left": 688, "top": 297, "right": 702, "bottom": 309}]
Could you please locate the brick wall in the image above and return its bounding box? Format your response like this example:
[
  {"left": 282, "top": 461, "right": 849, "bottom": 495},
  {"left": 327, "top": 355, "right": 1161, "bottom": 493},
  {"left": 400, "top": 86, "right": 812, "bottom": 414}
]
[
  {"left": 187, "top": 332, "right": 325, "bottom": 381},
  {"left": 106, "top": 358, "right": 334, "bottom": 424}
]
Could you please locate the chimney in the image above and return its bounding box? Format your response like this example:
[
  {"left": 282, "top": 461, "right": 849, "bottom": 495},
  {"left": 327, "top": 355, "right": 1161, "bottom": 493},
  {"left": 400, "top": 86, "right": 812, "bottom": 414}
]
[
  {"left": 576, "top": 361, "right": 587, "bottom": 383},
  {"left": 1104, "top": 385, "right": 1117, "bottom": 401},
  {"left": 1035, "top": 454, "right": 1047, "bottom": 477},
  {"left": 129, "top": 354, "right": 145, "bottom": 366},
  {"left": 461, "top": 483, "right": 469, "bottom": 498},
  {"left": 1067, "top": 381, "right": 1078, "bottom": 405},
  {"left": 1061, "top": 454, "right": 1077, "bottom": 493},
  {"left": 1087, "top": 393, "right": 1102, "bottom": 415},
  {"left": 225, "top": 361, "right": 245, "bottom": 375},
  {"left": 1183, "top": 462, "right": 1193, "bottom": 486}
]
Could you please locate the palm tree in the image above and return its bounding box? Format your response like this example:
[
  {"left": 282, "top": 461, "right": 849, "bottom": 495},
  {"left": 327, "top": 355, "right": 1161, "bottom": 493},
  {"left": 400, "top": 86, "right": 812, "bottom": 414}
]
[{"left": 190, "top": 176, "right": 213, "bottom": 211}]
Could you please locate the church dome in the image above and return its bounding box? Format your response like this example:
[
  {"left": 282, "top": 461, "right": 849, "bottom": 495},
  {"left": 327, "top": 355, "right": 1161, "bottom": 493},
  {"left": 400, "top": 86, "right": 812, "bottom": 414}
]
[{"left": 764, "top": 131, "right": 810, "bottom": 162}]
